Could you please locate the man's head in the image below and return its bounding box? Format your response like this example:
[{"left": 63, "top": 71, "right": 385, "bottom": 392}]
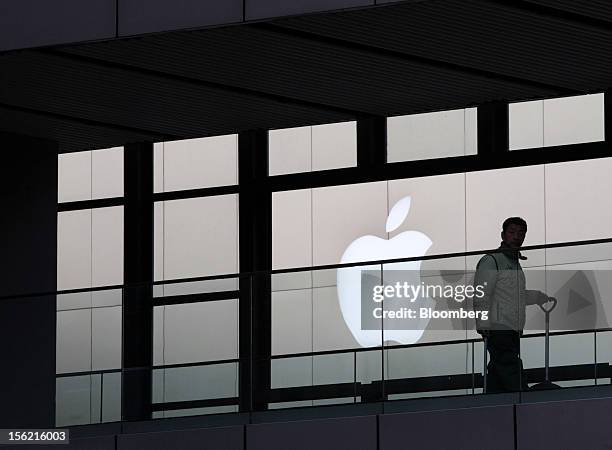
[{"left": 501, "top": 217, "right": 527, "bottom": 249}]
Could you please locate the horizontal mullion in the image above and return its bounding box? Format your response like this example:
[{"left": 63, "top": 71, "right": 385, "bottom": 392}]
[
  {"left": 152, "top": 397, "right": 239, "bottom": 411},
  {"left": 268, "top": 383, "right": 357, "bottom": 402},
  {"left": 267, "top": 363, "right": 610, "bottom": 403},
  {"left": 154, "top": 185, "right": 239, "bottom": 202},
  {"left": 524, "top": 363, "right": 610, "bottom": 383},
  {"left": 58, "top": 196, "right": 124, "bottom": 211},
  {"left": 267, "top": 140, "right": 610, "bottom": 192},
  {"left": 153, "top": 290, "right": 239, "bottom": 306}
]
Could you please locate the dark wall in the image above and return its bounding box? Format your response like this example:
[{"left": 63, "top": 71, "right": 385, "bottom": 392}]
[
  {"left": 517, "top": 397, "right": 612, "bottom": 450},
  {"left": 0, "top": 133, "right": 58, "bottom": 427},
  {"left": 247, "top": 416, "right": 377, "bottom": 450},
  {"left": 1, "top": 0, "right": 380, "bottom": 52},
  {"left": 118, "top": 0, "right": 243, "bottom": 36},
  {"left": 244, "top": 0, "right": 373, "bottom": 20},
  {"left": 0, "top": 0, "right": 115, "bottom": 52},
  {"left": 117, "top": 426, "right": 244, "bottom": 450},
  {"left": 380, "top": 405, "right": 515, "bottom": 450},
  {"left": 7, "top": 395, "right": 612, "bottom": 449}
]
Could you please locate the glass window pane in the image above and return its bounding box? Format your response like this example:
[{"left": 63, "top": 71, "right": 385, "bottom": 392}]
[
  {"left": 156, "top": 195, "right": 239, "bottom": 280},
  {"left": 311, "top": 121, "right": 357, "bottom": 171},
  {"left": 155, "top": 300, "right": 238, "bottom": 365},
  {"left": 92, "top": 147, "right": 123, "bottom": 199},
  {"left": 58, "top": 147, "right": 124, "bottom": 202},
  {"left": 269, "top": 121, "right": 357, "bottom": 176},
  {"left": 57, "top": 292, "right": 91, "bottom": 311},
  {"left": 58, "top": 151, "right": 91, "bottom": 203},
  {"left": 91, "top": 288, "right": 122, "bottom": 308},
  {"left": 153, "top": 363, "right": 238, "bottom": 403},
  {"left": 101, "top": 372, "right": 121, "bottom": 422},
  {"left": 91, "top": 206, "right": 124, "bottom": 287},
  {"left": 58, "top": 207, "right": 123, "bottom": 290},
  {"left": 313, "top": 286, "right": 359, "bottom": 352},
  {"left": 546, "top": 157, "right": 612, "bottom": 244},
  {"left": 57, "top": 210, "right": 92, "bottom": 290},
  {"left": 56, "top": 375, "right": 93, "bottom": 426},
  {"left": 153, "top": 306, "right": 165, "bottom": 366},
  {"left": 466, "top": 165, "right": 546, "bottom": 267},
  {"left": 509, "top": 100, "right": 543, "bottom": 150},
  {"left": 272, "top": 289, "right": 312, "bottom": 355},
  {"left": 313, "top": 353, "right": 354, "bottom": 385},
  {"left": 312, "top": 181, "right": 387, "bottom": 267},
  {"left": 272, "top": 189, "right": 312, "bottom": 270},
  {"left": 544, "top": 93, "right": 604, "bottom": 147},
  {"left": 91, "top": 306, "right": 122, "bottom": 370},
  {"left": 388, "top": 173, "right": 466, "bottom": 258},
  {"left": 509, "top": 94, "right": 604, "bottom": 150},
  {"left": 154, "top": 135, "right": 238, "bottom": 192},
  {"left": 271, "top": 356, "right": 312, "bottom": 389},
  {"left": 269, "top": 125, "right": 311, "bottom": 176},
  {"left": 387, "top": 343, "right": 469, "bottom": 380},
  {"left": 387, "top": 108, "right": 476, "bottom": 162},
  {"left": 56, "top": 309, "right": 91, "bottom": 374}
]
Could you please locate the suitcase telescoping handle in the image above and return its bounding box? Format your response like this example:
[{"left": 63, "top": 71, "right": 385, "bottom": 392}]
[{"left": 538, "top": 297, "right": 558, "bottom": 382}]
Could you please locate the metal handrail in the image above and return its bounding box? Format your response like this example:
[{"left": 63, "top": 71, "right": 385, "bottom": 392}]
[
  {"left": 4, "top": 236, "right": 612, "bottom": 301},
  {"left": 56, "top": 326, "right": 612, "bottom": 377}
]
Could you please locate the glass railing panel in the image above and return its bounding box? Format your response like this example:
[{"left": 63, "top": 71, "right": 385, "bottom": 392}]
[
  {"left": 545, "top": 242, "right": 612, "bottom": 267},
  {"left": 153, "top": 362, "right": 239, "bottom": 403},
  {"left": 549, "top": 333, "right": 596, "bottom": 385},
  {"left": 385, "top": 342, "right": 472, "bottom": 400},
  {"left": 379, "top": 255, "right": 473, "bottom": 399},
  {"left": 151, "top": 362, "right": 239, "bottom": 418},
  {"left": 269, "top": 355, "right": 314, "bottom": 409},
  {"left": 596, "top": 330, "right": 612, "bottom": 385},
  {"left": 158, "top": 406, "right": 239, "bottom": 417},
  {"left": 56, "top": 374, "right": 97, "bottom": 427},
  {"left": 466, "top": 340, "right": 485, "bottom": 394},
  {"left": 101, "top": 372, "right": 121, "bottom": 422},
  {"left": 56, "top": 371, "right": 121, "bottom": 426},
  {"left": 268, "top": 352, "right": 359, "bottom": 409},
  {"left": 45, "top": 239, "right": 612, "bottom": 425},
  {"left": 153, "top": 276, "right": 239, "bottom": 298},
  {"left": 313, "top": 352, "right": 357, "bottom": 406}
]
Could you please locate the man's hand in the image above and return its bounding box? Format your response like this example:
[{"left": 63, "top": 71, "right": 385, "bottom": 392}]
[
  {"left": 477, "top": 329, "right": 490, "bottom": 338},
  {"left": 539, "top": 295, "right": 556, "bottom": 305}
]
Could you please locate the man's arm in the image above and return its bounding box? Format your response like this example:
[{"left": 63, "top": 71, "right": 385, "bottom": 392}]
[
  {"left": 473, "top": 254, "right": 498, "bottom": 333},
  {"left": 525, "top": 289, "right": 550, "bottom": 305}
]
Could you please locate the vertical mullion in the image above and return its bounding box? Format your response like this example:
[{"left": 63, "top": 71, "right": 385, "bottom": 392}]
[
  {"left": 357, "top": 116, "right": 387, "bottom": 169},
  {"left": 604, "top": 91, "right": 611, "bottom": 145},
  {"left": 122, "top": 142, "right": 154, "bottom": 421},
  {"left": 238, "top": 130, "right": 271, "bottom": 412},
  {"left": 477, "top": 102, "right": 509, "bottom": 155}
]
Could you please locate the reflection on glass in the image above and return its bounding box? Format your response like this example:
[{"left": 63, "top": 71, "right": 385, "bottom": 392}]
[{"left": 153, "top": 363, "right": 238, "bottom": 404}]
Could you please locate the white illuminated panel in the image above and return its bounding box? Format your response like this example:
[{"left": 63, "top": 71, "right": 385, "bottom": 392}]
[
  {"left": 544, "top": 93, "right": 604, "bottom": 147},
  {"left": 154, "top": 134, "right": 238, "bottom": 193},
  {"left": 387, "top": 108, "right": 477, "bottom": 162},
  {"left": 269, "top": 121, "right": 356, "bottom": 176},
  {"left": 337, "top": 196, "right": 432, "bottom": 347},
  {"left": 510, "top": 93, "right": 604, "bottom": 150},
  {"left": 157, "top": 194, "right": 238, "bottom": 280},
  {"left": 509, "top": 100, "right": 543, "bottom": 150},
  {"left": 58, "top": 147, "right": 123, "bottom": 202}
]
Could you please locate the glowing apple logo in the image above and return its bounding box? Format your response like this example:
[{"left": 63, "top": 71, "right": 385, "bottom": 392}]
[{"left": 337, "top": 196, "right": 433, "bottom": 347}]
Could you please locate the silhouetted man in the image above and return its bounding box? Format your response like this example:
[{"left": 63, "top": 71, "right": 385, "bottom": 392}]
[{"left": 473, "top": 217, "right": 553, "bottom": 393}]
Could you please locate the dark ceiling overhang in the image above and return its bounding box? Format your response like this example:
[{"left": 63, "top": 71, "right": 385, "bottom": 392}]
[{"left": 1, "top": 0, "right": 611, "bottom": 153}]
